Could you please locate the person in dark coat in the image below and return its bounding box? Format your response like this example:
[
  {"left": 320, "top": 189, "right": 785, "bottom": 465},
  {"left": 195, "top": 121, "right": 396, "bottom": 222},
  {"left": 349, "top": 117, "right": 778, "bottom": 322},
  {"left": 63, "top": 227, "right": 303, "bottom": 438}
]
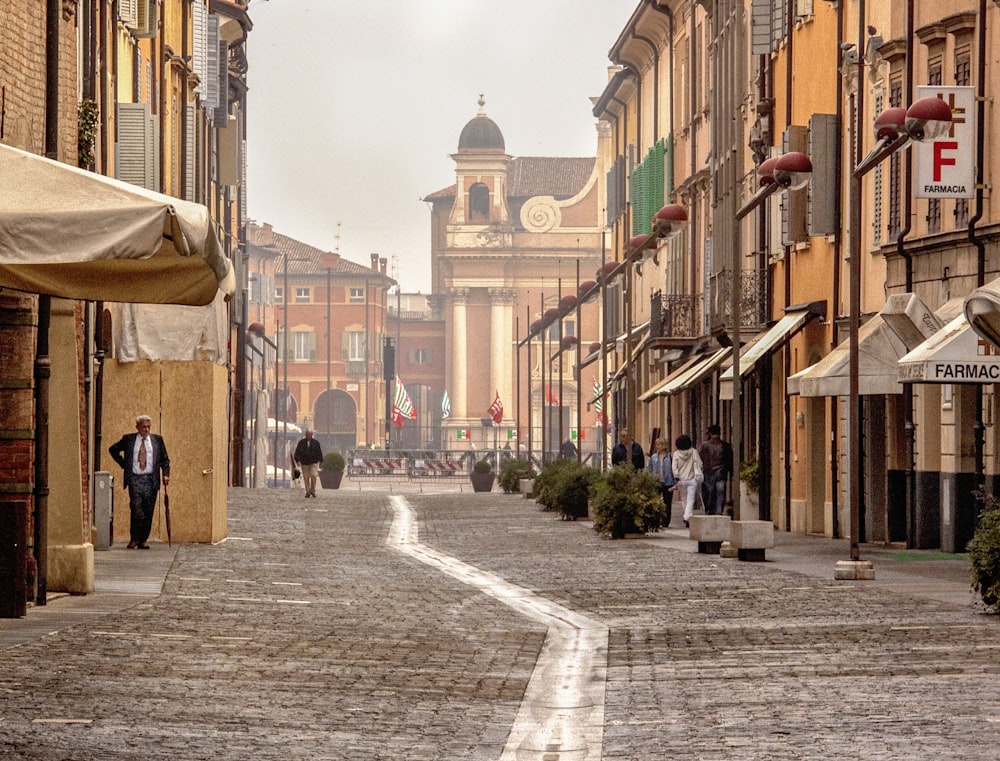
[
  {"left": 293, "top": 429, "right": 324, "bottom": 497},
  {"left": 108, "top": 414, "right": 170, "bottom": 549},
  {"left": 611, "top": 427, "right": 645, "bottom": 470}
]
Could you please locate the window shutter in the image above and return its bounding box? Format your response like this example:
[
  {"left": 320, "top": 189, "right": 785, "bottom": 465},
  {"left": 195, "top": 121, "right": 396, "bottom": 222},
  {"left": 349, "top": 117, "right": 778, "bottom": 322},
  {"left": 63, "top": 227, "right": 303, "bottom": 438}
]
[
  {"left": 119, "top": 0, "right": 138, "bottom": 28},
  {"left": 133, "top": 0, "right": 157, "bottom": 39},
  {"left": 205, "top": 15, "right": 220, "bottom": 111},
  {"left": 781, "top": 126, "right": 808, "bottom": 246},
  {"left": 192, "top": 1, "right": 208, "bottom": 97},
  {"left": 750, "top": 0, "right": 771, "bottom": 54},
  {"left": 808, "top": 113, "right": 838, "bottom": 237},
  {"left": 217, "top": 115, "right": 239, "bottom": 186},
  {"left": 771, "top": 0, "right": 789, "bottom": 49},
  {"left": 184, "top": 104, "right": 196, "bottom": 201},
  {"left": 213, "top": 40, "right": 229, "bottom": 123},
  {"left": 115, "top": 102, "right": 159, "bottom": 191}
]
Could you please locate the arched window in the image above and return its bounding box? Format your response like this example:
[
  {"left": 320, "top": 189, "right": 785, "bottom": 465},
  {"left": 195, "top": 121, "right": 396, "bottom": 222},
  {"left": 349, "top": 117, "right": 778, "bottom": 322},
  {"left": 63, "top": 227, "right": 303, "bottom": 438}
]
[{"left": 468, "top": 183, "right": 490, "bottom": 223}]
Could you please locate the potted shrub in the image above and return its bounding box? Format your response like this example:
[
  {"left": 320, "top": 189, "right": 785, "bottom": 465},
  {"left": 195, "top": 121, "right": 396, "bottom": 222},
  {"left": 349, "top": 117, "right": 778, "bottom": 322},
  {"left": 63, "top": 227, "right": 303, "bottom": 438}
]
[
  {"left": 470, "top": 459, "right": 495, "bottom": 492},
  {"left": 498, "top": 458, "right": 536, "bottom": 494},
  {"left": 319, "top": 451, "right": 345, "bottom": 490},
  {"left": 739, "top": 458, "right": 760, "bottom": 514},
  {"left": 590, "top": 466, "right": 667, "bottom": 538},
  {"left": 968, "top": 490, "right": 1000, "bottom": 613},
  {"left": 533, "top": 458, "right": 599, "bottom": 520}
]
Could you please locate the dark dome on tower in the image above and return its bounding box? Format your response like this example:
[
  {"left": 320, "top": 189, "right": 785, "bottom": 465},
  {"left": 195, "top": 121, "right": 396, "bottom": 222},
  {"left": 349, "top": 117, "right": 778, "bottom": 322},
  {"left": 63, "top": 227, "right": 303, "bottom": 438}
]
[{"left": 457, "top": 95, "right": 505, "bottom": 152}]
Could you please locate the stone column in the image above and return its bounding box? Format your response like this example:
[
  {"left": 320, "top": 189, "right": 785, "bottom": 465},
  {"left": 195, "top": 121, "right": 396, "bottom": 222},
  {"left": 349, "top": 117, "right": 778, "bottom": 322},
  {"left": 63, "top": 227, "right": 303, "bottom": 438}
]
[
  {"left": 449, "top": 288, "right": 469, "bottom": 420},
  {"left": 488, "top": 288, "right": 517, "bottom": 423}
]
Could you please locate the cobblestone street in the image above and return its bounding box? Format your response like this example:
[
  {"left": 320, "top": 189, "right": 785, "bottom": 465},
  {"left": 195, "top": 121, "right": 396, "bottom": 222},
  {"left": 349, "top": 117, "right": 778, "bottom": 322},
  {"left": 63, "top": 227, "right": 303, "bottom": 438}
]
[{"left": 2, "top": 485, "right": 998, "bottom": 760}]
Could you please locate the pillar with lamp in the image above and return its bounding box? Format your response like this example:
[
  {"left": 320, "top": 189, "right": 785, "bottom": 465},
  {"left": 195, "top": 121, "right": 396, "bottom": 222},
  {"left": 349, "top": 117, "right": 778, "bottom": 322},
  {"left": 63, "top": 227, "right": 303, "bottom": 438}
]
[
  {"left": 731, "top": 152, "right": 813, "bottom": 521},
  {"left": 834, "top": 95, "right": 953, "bottom": 580}
]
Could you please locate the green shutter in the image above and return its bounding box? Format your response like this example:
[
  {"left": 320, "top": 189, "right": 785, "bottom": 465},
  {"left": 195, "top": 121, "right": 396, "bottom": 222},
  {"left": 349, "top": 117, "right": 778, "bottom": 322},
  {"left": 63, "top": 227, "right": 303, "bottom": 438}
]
[{"left": 630, "top": 141, "right": 667, "bottom": 236}]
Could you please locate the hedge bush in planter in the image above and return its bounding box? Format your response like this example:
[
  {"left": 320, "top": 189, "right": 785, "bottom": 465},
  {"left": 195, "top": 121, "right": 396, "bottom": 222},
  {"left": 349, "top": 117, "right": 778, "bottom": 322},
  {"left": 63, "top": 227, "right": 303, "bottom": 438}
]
[
  {"left": 533, "top": 458, "right": 600, "bottom": 520},
  {"left": 590, "top": 465, "right": 667, "bottom": 538},
  {"left": 969, "top": 490, "right": 1000, "bottom": 613},
  {"left": 499, "top": 458, "right": 536, "bottom": 494}
]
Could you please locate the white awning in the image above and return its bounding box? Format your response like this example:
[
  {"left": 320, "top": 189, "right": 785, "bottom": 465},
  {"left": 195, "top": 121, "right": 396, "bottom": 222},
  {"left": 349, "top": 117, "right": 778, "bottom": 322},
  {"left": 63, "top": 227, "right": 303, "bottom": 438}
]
[
  {"left": 661, "top": 347, "right": 730, "bottom": 396},
  {"left": 0, "top": 143, "right": 234, "bottom": 305},
  {"left": 898, "top": 314, "right": 1000, "bottom": 384},
  {"left": 720, "top": 302, "right": 824, "bottom": 400},
  {"left": 638, "top": 354, "right": 703, "bottom": 402},
  {"left": 788, "top": 293, "right": 942, "bottom": 397},
  {"left": 790, "top": 316, "right": 907, "bottom": 397}
]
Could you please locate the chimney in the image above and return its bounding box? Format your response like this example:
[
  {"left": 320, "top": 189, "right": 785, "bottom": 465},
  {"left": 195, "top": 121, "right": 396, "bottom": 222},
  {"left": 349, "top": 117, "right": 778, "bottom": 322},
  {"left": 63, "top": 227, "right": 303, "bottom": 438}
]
[
  {"left": 380, "top": 257, "right": 387, "bottom": 275},
  {"left": 370, "top": 253, "right": 379, "bottom": 271}
]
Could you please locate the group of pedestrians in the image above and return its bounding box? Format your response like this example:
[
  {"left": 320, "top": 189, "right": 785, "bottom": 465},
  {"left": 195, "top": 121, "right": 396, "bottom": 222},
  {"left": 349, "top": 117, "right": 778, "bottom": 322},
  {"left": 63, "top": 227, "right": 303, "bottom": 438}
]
[{"left": 611, "top": 425, "right": 733, "bottom": 528}]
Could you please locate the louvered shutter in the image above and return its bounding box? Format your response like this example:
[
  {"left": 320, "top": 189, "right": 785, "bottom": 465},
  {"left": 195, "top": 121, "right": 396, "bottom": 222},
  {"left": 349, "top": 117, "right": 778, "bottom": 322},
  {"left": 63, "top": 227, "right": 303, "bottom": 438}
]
[
  {"left": 119, "top": 0, "right": 138, "bottom": 28},
  {"left": 192, "top": 1, "right": 208, "bottom": 97},
  {"left": 205, "top": 15, "right": 220, "bottom": 111},
  {"left": 750, "top": 0, "right": 771, "bottom": 54},
  {"left": 184, "top": 104, "right": 196, "bottom": 201},
  {"left": 115, "top": 102, "right": 158, "bottom": 191},
  {"left": 134, "top": 0, "right": 156, "bottom": 38},
  {"left": 213, "top": 40, "right": 229, "bottom": 123}
]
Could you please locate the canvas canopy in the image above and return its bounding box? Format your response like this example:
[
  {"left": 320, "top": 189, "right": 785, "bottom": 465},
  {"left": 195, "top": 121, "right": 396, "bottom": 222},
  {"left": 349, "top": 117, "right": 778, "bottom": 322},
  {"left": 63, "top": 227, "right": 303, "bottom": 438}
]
[{"left": 0, "top": 143, "right": 234, "bottom": 306}]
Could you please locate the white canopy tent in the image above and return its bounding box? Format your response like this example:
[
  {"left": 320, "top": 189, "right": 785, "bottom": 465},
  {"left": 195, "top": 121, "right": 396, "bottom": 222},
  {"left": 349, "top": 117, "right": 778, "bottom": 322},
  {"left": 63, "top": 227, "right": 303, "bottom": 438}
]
[{"left": 0, "top": 143, "right": 234, "bottom": 305}]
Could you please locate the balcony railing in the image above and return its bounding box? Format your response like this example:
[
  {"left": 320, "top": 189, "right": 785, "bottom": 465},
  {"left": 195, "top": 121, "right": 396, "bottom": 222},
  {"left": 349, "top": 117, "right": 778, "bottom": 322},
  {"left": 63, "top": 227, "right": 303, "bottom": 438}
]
[
  {"left": 651, "top": 292, "right": 704, "bottom": 339},
  {"left": 707, "top": 268, "right": 769, "bottom": 333}
]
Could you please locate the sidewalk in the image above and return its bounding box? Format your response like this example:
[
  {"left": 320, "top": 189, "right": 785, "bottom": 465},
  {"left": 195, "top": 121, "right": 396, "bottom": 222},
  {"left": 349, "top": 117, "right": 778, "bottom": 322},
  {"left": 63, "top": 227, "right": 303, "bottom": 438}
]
[{"left": 0, "top": 484, "right": 980, "bottom": 650}]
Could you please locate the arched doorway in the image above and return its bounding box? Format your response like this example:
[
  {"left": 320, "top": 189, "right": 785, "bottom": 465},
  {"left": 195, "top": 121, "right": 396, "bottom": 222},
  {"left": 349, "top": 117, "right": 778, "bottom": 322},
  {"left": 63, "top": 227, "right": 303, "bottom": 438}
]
[{"left": 313, "top": 389, "right": 358, "bottom": 454}]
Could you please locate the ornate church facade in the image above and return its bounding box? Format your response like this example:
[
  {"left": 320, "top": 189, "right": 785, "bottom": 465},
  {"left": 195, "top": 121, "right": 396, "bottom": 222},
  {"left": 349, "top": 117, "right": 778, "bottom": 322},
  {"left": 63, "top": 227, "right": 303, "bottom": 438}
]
[{"left": 423, "top": 99, "right": 611, "bottom": 456}]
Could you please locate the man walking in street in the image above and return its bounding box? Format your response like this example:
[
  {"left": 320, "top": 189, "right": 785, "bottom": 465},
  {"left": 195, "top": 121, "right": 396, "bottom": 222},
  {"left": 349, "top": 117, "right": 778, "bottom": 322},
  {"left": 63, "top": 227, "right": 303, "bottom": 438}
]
[
  {"left": 611, "top": 427, "right": 645, "bottom": 470},
  {"left": 698, "top": 424, "right": 732, "bottom": 515},
  {"left": 293, "top": 429, "right": 324, "bottom": 497},
  {"left": 108, "top": 414, "right": 171, "bottom": 549}
]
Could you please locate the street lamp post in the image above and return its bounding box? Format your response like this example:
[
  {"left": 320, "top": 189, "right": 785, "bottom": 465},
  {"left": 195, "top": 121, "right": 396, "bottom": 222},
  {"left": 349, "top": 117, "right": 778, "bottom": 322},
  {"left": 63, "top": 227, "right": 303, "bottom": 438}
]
[
  {"left": 836, "top": 96, "right": 952, "bottom": 579},
  {"left": 732, "top": 152, "right": 812, "bottom": 520}
]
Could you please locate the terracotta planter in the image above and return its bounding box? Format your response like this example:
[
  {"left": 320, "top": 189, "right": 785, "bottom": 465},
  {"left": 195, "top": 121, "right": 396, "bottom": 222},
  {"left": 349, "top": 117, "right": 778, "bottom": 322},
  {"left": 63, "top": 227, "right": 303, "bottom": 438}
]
[
  {"left": 470, "top": 472, "right": 495, "bottom": 492},
  {"left": 319, "top": 469, "right": 344, "bottom": 490}
]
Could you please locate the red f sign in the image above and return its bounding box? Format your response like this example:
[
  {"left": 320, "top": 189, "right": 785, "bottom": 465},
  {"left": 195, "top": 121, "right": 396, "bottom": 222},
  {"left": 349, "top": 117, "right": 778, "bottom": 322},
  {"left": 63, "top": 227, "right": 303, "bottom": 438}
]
[{"left": 915, "top": 86, "right": 974, "bottom": 199}]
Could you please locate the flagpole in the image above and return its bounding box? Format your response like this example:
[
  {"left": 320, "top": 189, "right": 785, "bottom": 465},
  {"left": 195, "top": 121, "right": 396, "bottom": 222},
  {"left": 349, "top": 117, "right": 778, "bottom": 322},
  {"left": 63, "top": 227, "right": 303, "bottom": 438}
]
[
  {"left": 526, "top": 304, "right": 533, "bottom": 465},
  {"left": 575, "top": 259, "right": 582, "bottom": 464},
  {"left": 539, "top": 292, "right": 546, "bottom": 466},
  {"left": 557, "top": 272, "right": 564, "bottom": 459},
  {"left": 600, "top": 229, "right": 608, "bottom": 472},
  {"left": 515, "top": 314, "right": 521, "bottom": 456}
]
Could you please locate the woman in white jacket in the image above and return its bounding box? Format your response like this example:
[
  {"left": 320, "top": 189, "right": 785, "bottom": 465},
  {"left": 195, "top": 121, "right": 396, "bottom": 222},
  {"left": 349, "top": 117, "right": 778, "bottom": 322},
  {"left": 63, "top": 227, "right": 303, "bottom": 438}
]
[{"left": 671, "top": 434, "right": 704, "bottom": 527}]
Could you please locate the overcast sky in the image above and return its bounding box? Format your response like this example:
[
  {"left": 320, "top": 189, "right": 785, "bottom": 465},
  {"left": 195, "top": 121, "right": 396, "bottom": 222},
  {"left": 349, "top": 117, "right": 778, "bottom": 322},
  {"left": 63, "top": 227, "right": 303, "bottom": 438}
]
[{"left": 245, "top": 0, "right": 638, "bottom": 293}]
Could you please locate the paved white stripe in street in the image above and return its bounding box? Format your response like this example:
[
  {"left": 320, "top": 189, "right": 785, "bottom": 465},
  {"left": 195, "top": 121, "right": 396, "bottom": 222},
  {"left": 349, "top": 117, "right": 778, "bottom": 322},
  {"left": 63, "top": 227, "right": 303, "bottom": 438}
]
[{"left": 388, "top": 495, "right": 608, "bottom": 761}]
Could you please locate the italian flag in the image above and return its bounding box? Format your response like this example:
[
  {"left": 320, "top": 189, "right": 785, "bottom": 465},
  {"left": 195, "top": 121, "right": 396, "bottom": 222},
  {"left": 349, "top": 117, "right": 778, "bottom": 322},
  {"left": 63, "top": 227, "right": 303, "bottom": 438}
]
[
  {"left": 507, "top": 429, "right": 518, "bottom": 440},
  {"left": 457, "top": 429, "right": 471, "bottom": 440}
]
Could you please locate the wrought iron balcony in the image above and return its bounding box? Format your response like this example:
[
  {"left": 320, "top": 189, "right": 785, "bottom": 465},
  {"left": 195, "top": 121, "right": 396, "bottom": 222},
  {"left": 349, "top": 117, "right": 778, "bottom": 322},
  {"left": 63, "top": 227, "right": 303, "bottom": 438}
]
[
  {"left": 650, "top": 291, "right": 704, "bottom": 339},
  {"left": 707, "top": 268, "right": 769, "bottom": 334}
]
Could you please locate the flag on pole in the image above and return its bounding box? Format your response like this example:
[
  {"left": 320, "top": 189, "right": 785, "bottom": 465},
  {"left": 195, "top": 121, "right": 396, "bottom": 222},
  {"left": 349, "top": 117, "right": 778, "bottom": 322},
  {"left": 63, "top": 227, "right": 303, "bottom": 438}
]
[
  {"left": 457, "top": 428, "right": 471, "bottom": 440},
  {"left": 392, "top": 376, "right": 417, "bottom": 427},
  {"left": 441, "top": 389, "right": 451, "bottom": 419},
  {"left": 488, "top": 391, "right": 504, "bottom": 424},
  {"left": 593, "top": 376, "right": 606, "bottom": 425},
  {"left": 546, "top": 383, "right": 559, "bottom": 405}
]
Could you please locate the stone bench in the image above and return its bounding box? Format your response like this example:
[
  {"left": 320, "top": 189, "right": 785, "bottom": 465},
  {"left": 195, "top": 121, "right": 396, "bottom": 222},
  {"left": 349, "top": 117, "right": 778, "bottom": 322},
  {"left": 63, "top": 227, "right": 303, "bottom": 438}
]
[
  {"left": 520, "top": 478, "right": 535, "bottom": 499},
  {"left": 688, "top": 515, "right": 731, "bottom": 554},
  {"left": 729, "top": 520, "right": 775, "bottom": 562}
]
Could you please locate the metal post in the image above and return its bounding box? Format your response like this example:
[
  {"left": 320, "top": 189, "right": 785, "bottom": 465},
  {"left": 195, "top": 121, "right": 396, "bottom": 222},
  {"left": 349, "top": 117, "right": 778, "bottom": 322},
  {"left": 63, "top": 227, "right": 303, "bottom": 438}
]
[
  {"left": 575, "top": 259, "right": 582, "bottom": 464},
  {"left": 283, "top": 255, "right": 290, "bottom": 485}
]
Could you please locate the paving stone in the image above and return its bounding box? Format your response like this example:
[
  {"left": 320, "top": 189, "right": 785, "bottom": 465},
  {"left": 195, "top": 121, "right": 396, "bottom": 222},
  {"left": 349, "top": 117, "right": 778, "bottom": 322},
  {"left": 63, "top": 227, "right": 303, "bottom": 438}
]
[{"left": 0, "top": 487, "right": 996, "bottom": 760}]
